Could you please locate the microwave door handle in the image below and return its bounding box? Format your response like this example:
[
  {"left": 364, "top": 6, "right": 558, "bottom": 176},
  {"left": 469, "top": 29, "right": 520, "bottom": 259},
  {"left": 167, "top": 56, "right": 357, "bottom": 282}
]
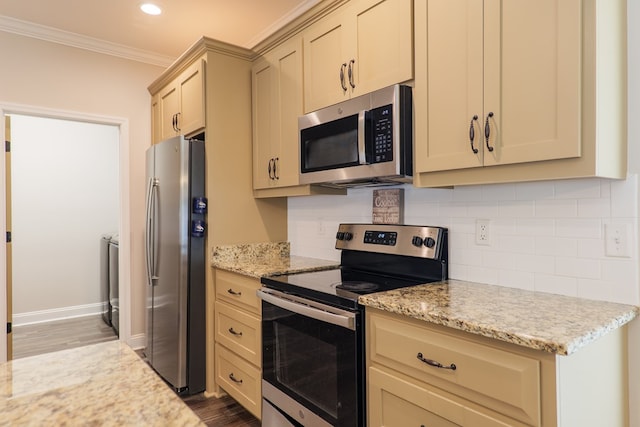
[
  {"left": 357, "top": 110, "right": 367, "bottom": 164},
  {"left": 257, "top": 289, "right": 356, "bottom": 330}
]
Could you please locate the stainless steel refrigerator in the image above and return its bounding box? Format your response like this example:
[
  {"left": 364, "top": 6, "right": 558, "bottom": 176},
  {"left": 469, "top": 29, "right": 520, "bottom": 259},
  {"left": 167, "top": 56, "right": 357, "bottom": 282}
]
[{"left": 145, "top": 135, "right": 206, "bottom": 394}]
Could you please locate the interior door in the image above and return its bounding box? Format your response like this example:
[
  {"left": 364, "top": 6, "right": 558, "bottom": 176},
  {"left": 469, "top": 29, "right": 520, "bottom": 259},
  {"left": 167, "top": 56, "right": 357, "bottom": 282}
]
[{"left": 4, "top": 115, "right": 12, "bottom": 360}]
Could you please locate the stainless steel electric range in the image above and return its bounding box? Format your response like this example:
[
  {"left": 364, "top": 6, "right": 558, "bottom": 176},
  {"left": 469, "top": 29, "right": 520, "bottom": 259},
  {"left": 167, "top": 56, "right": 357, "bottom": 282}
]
[{"left": 258, "top": 223, "right": 448, "bottom": 427}]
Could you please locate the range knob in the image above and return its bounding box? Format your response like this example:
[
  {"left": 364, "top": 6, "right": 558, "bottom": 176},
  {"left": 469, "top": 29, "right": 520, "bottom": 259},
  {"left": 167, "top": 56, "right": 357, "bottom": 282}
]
[
  {"left": 411, "top": 236, "right": 424, "bottom": 247},
  {"left": 343, "top": 232, "right": 353, "bottom": 241},
  {"left": 336, "top": 232, "right": 345, "bottom": 240},
  {"left": 424, "top": 237, "right": 436, "bottom": 248}
]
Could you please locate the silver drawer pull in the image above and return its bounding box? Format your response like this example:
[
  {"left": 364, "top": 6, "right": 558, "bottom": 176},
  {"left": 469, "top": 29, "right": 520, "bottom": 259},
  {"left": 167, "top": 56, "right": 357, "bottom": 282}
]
[
  {"left": 229, "top": 373, "right": 243, "bottom": 384},
  {"left": 227, "top": 288, "right": 242, "bottom": 296},
  {"left": 417, "top": 352, "right": 456, "bottom": 371},
  {"left": 228, "top": 327, "right": 243, "bottom": 337}
]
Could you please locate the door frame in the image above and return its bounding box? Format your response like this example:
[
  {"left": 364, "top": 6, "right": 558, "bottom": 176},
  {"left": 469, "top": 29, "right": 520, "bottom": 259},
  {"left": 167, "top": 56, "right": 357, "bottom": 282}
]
[{"left": 0, "top": 102, "right": 131, "bottom": 362}]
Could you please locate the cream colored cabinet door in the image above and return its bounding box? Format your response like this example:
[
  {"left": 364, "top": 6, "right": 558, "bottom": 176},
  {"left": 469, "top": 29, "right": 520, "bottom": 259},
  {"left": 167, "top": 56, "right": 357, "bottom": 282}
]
[
  {"left": 415, "top": 0, "right": 581, "bottom": 173},
  {"left": 303, "top": 9, "right": 350, "bottom": 112},
  {"left": 156, "top": 59, "right": 205, "bottom": 143},
  {"left": 253, "top": 37, "right": 304, "bottom": 190},
  {"left": 158, "top": 81, "right": 180, "bottom": 142},
  {"left": 303, "top": 0, "right": 413, "bottom": 113},
  {"left": 178, "top": 59, "right": 206, "bottom": 137},
  {"left": 348, "top": 0, "right": 413, "bottom": 98},
  {"left": 252, "top": 57, "right": 277, "bottom": 189}
]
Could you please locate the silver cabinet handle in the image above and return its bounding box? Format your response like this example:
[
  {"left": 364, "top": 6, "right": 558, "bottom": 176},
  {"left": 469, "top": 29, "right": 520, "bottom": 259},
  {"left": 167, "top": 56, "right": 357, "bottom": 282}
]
[{"left": 257, "top": 288, "right": 356, "bottom": 330}]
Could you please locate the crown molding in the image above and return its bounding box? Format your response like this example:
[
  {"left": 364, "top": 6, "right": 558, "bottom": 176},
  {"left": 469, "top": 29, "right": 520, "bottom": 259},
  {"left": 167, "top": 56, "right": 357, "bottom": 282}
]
[
  {"left": 245, "top": 0, "right": 320, "bottom": 48},
  {"left": 0, "top": 15, "right": 174, "bottom": 67}
]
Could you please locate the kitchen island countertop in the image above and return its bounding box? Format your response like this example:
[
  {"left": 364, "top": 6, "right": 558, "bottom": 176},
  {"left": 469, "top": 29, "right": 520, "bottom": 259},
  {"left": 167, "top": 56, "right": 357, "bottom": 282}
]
[
  {"left": 211, "top": 241, "right": 339, "bottom": 278},
  {"left": 359, "top": 279, "right": 639, "bottom": 356},
  {"left": 0, "top": 341, "right": 204, "bottom": 426}
]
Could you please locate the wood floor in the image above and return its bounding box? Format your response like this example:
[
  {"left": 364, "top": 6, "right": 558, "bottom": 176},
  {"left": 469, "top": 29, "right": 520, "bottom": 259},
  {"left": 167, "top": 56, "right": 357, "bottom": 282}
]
[
  {"left": 11, "top": 315, "right": 261, "bottom": 426},
  {"left": 12, "top": 314, "right": 118, "bottom": 359}
]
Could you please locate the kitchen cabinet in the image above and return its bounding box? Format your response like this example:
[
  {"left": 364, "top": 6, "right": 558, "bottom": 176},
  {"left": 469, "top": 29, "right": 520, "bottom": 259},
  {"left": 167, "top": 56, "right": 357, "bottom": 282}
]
[
  {"left": 252, "top": 37, "right": 303, "bottom": 190},
  {"left": 213, "top": 269, "right": 262, "bottom": 419},
  {"left": 366, "top": 308, "right": 628, "bottom": 426},
  {"left": 152, "top": 58, "right": 205, "bottom": 143},
  {"left": 251, "top": 36, "right": 346, "bottom": 198},
  {"left": 302, "top": 0, "right": 413, "bottom": 113},
  {"left": 413, "top": 0, "right": 627, "bottom": 187}
]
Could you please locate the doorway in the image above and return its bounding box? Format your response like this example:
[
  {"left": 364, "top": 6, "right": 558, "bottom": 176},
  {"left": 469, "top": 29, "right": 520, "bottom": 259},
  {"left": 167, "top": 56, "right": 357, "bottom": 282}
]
[{"left": 9, "top": 115, "right": 119, "bottom": 358}]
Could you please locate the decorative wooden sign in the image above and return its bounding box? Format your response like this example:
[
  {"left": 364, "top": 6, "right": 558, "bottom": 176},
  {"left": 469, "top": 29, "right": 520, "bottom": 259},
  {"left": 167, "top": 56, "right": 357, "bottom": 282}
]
[{"left": 372, "top": 188, "right": 404, "bottom": 224}]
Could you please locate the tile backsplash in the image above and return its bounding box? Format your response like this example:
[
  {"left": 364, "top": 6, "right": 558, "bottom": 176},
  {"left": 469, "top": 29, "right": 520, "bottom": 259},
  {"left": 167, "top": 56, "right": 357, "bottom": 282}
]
[{"left": 288, "top": 175, "right": 639, "bottom": 306}]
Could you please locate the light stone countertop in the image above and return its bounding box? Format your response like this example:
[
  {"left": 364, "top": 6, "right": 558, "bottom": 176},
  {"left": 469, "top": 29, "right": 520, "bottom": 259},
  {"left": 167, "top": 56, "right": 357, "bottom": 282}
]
[
  {"left": 0, "top": 341, "right": 204, "bottom": 426},
  {"left": 359, "top": 279, "right": 639, "bottom": 355},
  {"left": 211, "top": 242, "right": 339, "bottom": 278}
]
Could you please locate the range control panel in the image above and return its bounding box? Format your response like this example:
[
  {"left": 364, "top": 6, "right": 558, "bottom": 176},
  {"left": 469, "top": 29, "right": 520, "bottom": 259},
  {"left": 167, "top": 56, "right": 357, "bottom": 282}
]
[{"left": 335, "top": 223, "right": 447, "bottom": 260}]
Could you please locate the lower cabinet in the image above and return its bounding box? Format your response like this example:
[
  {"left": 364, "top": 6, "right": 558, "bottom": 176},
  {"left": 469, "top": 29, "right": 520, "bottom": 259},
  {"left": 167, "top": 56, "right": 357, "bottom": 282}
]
[
  {"left": 366, "top": 308, "right": 628, "bottom": 427},
  {"left": 213, "top": 270, "right": 262, "bottom": 419}
]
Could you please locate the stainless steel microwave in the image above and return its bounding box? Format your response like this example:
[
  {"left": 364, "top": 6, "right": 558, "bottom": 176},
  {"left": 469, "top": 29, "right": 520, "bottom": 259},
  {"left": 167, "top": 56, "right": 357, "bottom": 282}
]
[{"left": 298, "top": 84, "right": 412, "bottom": 188}]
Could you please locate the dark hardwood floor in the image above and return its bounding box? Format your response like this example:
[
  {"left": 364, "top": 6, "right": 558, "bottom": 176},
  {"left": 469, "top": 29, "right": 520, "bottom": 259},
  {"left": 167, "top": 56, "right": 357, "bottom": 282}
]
[{"left": 12, "top": 315, "right": 261, "bottom": 426}]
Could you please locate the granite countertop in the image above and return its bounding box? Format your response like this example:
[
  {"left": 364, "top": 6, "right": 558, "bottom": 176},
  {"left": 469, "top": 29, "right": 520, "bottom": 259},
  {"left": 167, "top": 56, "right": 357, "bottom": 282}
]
[
  {"left": 0, "top": 341, "right": 204, "bottom": 426},
  {"left": 359, "top": 279, "right": 639, "bottom": 356},
  {"left": 211, "top": 242, "right": 339, "bottom": 278}
]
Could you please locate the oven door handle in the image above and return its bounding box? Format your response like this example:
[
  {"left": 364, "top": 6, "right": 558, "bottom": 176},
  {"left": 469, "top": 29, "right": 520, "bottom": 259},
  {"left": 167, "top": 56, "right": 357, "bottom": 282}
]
[{"left": 257, "top": 288, "right": 356, "bottom": 331}]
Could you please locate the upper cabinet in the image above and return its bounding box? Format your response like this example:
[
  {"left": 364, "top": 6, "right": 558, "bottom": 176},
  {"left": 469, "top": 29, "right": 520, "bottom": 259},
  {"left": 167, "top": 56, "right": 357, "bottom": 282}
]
[
  {"left": 414, "top": 0, "right": 627, "bottom": 187},
  {"left": 152, "top": 59, "right": 206, "bottom": 144},
  {"left": 252, "top": 37, "right": 304, "bottom": 190},
  {"left": 302, "top": 0, "right": 413, "bottom": 113}
]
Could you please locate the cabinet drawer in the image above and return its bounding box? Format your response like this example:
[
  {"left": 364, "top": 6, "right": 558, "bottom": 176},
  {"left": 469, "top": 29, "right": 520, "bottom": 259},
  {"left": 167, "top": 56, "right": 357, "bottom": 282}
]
[
  {"left": 215, "top": 343, "right": 261, "bottom": 420},
  {"left": 368, "top": 366, "right": 527, "bottom": 427},
  {"left": 215, "top": 300, "right": 261, "bottom": 366},
  {"left": 215, "top": 269, "right": 261, "bottom": 314},
  {"left": 368, "top": 312, "right": 541, "bottom": 426}
]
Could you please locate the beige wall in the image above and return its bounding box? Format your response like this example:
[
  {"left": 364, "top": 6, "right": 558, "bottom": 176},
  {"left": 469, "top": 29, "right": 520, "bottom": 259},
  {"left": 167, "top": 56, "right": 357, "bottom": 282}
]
[{"left": 0, "top": 30, "right": 165, "bottom": 341}]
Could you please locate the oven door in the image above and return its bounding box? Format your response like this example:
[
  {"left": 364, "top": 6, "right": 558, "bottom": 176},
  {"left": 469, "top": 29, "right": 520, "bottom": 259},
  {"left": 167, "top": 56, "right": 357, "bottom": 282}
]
[{"left": 258, "top": 288, "right": 362, "bottom": 427}]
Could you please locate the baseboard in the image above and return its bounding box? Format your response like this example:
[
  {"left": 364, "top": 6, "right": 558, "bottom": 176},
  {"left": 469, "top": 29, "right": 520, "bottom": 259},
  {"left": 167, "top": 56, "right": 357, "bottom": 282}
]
[
  {"left": 128, "top": 333, "right": 146, "bottom": 350},
  {"left": 13, "top": 302, "right": 104, "bottom": 326}
]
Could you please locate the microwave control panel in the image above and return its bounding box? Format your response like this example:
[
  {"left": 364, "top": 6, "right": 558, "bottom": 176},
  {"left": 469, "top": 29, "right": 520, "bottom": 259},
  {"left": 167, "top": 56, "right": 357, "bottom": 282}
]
[{"left": 370, "top": 104, "right": 393, "bottom": 163}]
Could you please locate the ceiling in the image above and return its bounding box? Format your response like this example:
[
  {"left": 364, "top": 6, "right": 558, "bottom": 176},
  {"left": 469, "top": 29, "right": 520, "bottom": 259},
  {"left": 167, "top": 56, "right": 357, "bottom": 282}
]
[{"left": 0, "top": 0, "right": 319, "bottom": 66}]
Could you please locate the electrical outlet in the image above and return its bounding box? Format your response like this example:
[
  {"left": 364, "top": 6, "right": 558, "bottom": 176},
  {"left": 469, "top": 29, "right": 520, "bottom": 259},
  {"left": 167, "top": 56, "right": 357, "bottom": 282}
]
[
  {"left": 605, "top": 222, "right": 632, "bottom": 257},
  {"left": 476, "top": 219, "right": 491, "bottom": 246}
]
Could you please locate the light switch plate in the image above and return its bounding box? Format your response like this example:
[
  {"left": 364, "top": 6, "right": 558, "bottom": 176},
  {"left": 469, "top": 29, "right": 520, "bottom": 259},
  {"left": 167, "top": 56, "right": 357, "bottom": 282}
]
[{"left": 605, "top": 222, "right": 632, "bottom": 258}]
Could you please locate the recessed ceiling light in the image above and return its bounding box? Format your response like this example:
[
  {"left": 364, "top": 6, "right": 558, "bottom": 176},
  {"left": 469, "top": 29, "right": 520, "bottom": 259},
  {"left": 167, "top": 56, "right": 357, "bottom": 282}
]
[{"left": 140, "top": 3, "right": 162, "bottom": 15}]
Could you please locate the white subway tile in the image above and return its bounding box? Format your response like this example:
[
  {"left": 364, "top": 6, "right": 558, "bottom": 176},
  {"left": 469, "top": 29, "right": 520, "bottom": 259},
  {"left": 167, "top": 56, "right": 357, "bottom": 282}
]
[
  {"left": 409, "top": 186, "right": 454, "bottom": 202},
  {"left": 482, "top": 251, "right": 516, "bottom": 269},
  {"left": 439, "top": 202, "right": 469, "bottom": 218},
  {"left": 555, "top": 219, "right": 602, "bottom": 238},
  {"left": 465, "top": 266, "right": 499, "bottom": 285},
  {"left": 452, "top": 185, "right": 483, "bottom": 202},
  {"left": 516, "top": 218, "right": 555, "bottom": 236},
  {"left": 482, "top": 183, "right": 516, "bottom": 201},
  {"left": 577, "top": 238, "right": 606, "bottom": 259},
  {"left": 577, "top": 279, "right": 638, "bottom": 305},
  {"left": 577, "top": 198, "right": 610, "bottom": 218},
  {"left": 515, "top": 181, "right": 555, "bottom": 200},
  {"left": 534, "top": 274, "right": 578, "bottom": 297},
  {"left": 498, "top": 200, "right": 535, "bottom": 218},
  {"left": 535, "top": 236, "right": 578, "bottom": 257},
  {"left": 498, "top": 270, "right": 534, "bottom": 290},
  {"left": 466, "top": 201, "right": 499, "bottom": 218},
  {"left": 534, "top": 199, "right": 578, "bottom": 218},
  {"left": 514, "top": 254, "right": 555, "bottom": 274},
  {"left": 554, "top": 178, "right": 601, "bottom": 199},
  {"left": 447, "top": 263, "right": 467, "bottom": 281},
  {"left": 456, "top": 247, "right": 483, "bottom": 267},
  {"left": 493, "top": 218, "right": 517, "bottom": 236},
  {"left": 555, "top": 256, "right": 601, "bottom": 279},
  {"left": 497, "top": 235, "right": 536, "bottom": 254},
  {"left": 601, "top": 258, "right": 637, "bottom": 283}
]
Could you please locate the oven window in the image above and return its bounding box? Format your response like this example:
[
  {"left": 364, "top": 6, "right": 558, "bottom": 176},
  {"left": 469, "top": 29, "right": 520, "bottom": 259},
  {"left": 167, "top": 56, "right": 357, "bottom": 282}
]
[
  {"left": 301, "top": 114, "right": 359, "bottom": 172},
  {"left": 262, "top": 302, "right": 359, "bottom": 426}
]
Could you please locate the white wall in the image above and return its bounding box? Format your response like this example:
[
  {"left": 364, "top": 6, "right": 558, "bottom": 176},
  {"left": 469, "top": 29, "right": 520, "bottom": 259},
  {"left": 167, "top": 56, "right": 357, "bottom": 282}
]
[
  {"left": 11, "top": 115, "right": 118, "bottom": 321},
  {"left": 0, "top": 30, "right": 165, "bottom": 345}
]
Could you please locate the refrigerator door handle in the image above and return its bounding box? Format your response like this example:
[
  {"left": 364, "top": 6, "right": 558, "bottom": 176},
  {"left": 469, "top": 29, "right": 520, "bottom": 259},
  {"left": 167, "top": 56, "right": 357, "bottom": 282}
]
[{"left": 145, "top": 177, "right": 159, "bottom": 285}]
